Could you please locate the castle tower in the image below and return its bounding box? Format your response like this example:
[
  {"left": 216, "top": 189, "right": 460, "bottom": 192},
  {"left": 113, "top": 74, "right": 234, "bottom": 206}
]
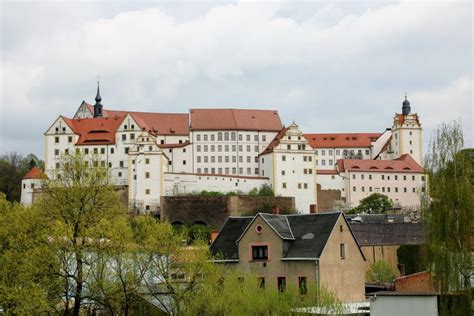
[{"left": 390, "top": 94, "right": 423, "bottom": 165}]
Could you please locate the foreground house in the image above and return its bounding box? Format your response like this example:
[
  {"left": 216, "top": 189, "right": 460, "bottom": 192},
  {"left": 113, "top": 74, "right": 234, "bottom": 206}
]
[{"left": 210, "top": 212, "right": 366, "bottom": 302}]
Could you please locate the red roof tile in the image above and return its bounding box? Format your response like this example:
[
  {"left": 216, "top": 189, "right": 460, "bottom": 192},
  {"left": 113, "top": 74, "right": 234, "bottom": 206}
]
[
  {"left": 316, "top": 169, "right": 339, "bottom": 175},
  {"left": 85, "top": 103, "right": 189, "bottom": 136},
  {"left": 336, "top": 154, "right": 424, "bottom": 173},
  {"left": 23, "top": 167, "right": 47, "bottom": 179},
  {"left": 304, "top": 133, "right": 382, "bottom": 149},
  {"left": 260, "top": 127, "right": 288, "bottom": 155},
  {"left": 396, "top": 113, "right": 420, "bottom": 126},
  {"left": 63, "top": 116, "right": 124, "bottom": 146},
  {"left": 190, "top": 108, "right": 282, "bottom": 131}
]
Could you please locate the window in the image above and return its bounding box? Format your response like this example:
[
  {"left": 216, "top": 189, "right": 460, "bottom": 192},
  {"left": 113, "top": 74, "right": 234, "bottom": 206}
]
[
  {"left": 381, "top": 175, "right": 385, "bottom": 180},
  {"left": 254, "top": 135, "right": 258, "bottom": 141},
  {"left": 298, "top": 183, "right": 302, "bottom": 189},
  {"left": 204, "top": 145, "right": 208, "bottom": 152},
  {"left": 262, "top": 135, "right": 266, "bottom": 142},
  {"left": 232, "top": 167, "right": 236, "bottom": 174},
  {"left": 336, "top": 150, "right": 340, "bottom": 155},
  {"left": 422, "top": 175, "right": 426, "bottom": 181},
  {"left": 31, "top": 183, "right": 35, "bottom": 189},
  {"left": 119, "top": 161, "right": 124, "bottom": 168},
  {"left": 232, "top": 145, "right": 236, "bottom": 152},
  {"left": 238, "top": 156, "right": 243, "bottom": 163},
  {"left": 183, "top": 160, "right": 186, "bottom": 165},
  {"left": 287, "top": 144, "right": 291, "bottom": 150},
  {"left": 281, "top": 170, "right": 285, "bottom": 176},
  {"left": 303, "top": 183, "right": 308, "bottom": 189},
  {"left": 282, "top": 155, "right": 286, "bottom": 161},
  {"left": 238, "top": 145, "right": 243, "bottom": 152},
  {"left": 54, "top": 149, "right": 59, "bottom": 156},
  {"left": 225, "top": 168, "right": 230, "bottom": 174},
  {"left": 352, "top": 174, "right": 356, "bottom": 180},
  {"left": 118, "top": 172, "right": 122, "bottom": 178},
  {"left": 211, "top": 145, "right": 215, "bottom": 152},
  {"left": 67, "top": 136, "right": 72, "bottom": 143},
  {"left": 395, "top": 187, "right": 398, "bottom": 193},
  {"left": 404, "top": 187, "right": 407, "bottom": 193},
  {"left": 130, "top": 133, "right": 135, "bottom": 140},
  {"left": 412, "top": 175, "right": 415, "bottom": 181},
  {"left": 197, "top": 168, "right": 201, "bottom": 173},
  {"left": 122, "top": 134, "right": 126, "bottom": 141},
  {"left": 54, "top": 136, "right": 59, "bottom": 143},
  {"left": 412, "top": 187, "right": 416, "bottom": 193},
  {"left": 329, "top": 149, "right": 333, "bottom": 155},
  {"left": 362, "top": 186, "right": 365, "bottom": 192},
  {"left": 251, "top": 245, "right": 268, "bottom": 260},
  {"left": 196, "top": 134, "right": 201, "bottom": 141},
  {"left": 145, "top": 189, "right": 150, "bottom": 195},
  {"left": 329, "top": 159, "right": 333, "bottom": 165},
  {"left": 246, "top": 135, "right": 250, "bottom": 141},
  {"left": 321, "top": 160, "right": 326, "bottom": 166},
  {"left": 218, "top": 132, "right": 222, "bottom": 141},
  {"left": 145, "top": 172, "right": 150, "bottom": 179},
  {"left": 353, "top": 186, "right": 356, "bottom": 192},
  {"left": 382, "top": 187, "right": 385, "bottom": 192},
  {"left": 84, "top": 148, "right": 89, "bottom": 154},
  {"left": 231, "top": 132, "right": 236, "bottom": 141},
  {"left": 369, "top": 174, "right": 372, "bottom": 180},
  {"left": 239, "top": 168, "right": 243, "bottom": 174},
  {"left": 282, "top": 182, "right": 287, "bottom": 189},
  {"left": 246, "top": 145, "right": 251, "bottom": 152},
  {"left": 403, "top": 175, "right": 407, "bottom": 181},
  {"left": 203, "top": 134, "right": 208, "bottom": 141},
  {"left": 100, "top": 148, "right": 105, "bottom": 154},
  {"left": 232, "top": 156, "right": 236, "bottom": 163},
  {"left": 210, "top": 134, "right": 215, "bottom": 141},
  {"left": 125, "top": 147, "right": 129, "bottom": 154},
  {"left": 238, "top": 134, "right": 243, "bottom": 141},
  {"left": 298, "top": 277, "right": 307, "bottom": 295},
  {"left": 218, "top": 145, "right": 222, "bottom": 152},
  {"left": 340, "top": 244, "right": 345, "bottom": 259},
  {"left": 93, "top": 147, "right": 98, "bottom": 154},
  {"left": 277, "top": 277, "right": 286, "bottom": 292},
  {"left": 365, "top": 149, "right": 370, "bottom": 155},
  {"left": 369, "top": 187, "right": 372, "bottom": 192}
]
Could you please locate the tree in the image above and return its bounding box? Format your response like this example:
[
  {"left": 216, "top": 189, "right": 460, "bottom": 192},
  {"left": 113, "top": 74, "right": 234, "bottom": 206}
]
[
  {"left": 365, "top": 260, "right": 396, "bottom": 283},
  {"left": 423, "top": 121, "right": 473, "bottom": 315},
  {"left": 38, "top": 153, "right": 124, "bottom": 316},
  {"left": 0, "top": 194, "right": 61, "bottom": 314},
  {"left": 349, "top": 193, "right": 393, "bottom": 214}
]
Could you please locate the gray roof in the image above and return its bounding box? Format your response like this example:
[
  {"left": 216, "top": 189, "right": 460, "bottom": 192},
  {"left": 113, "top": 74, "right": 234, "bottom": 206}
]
[
  {"left": 211, "top": 212, "right": 345, "bottom": 260},
  {"left": 346, "top": 213, "right": 405, "bottom": 224},
  {"left": 210, "top": 216, "right": 253, "bottom": 260},
  {"left": 260, "top": 213, "right": 294, "bottom": 240},
  {"left": 349, "top": 223, "right": 424, "bottom": 246},
  {"left": 283, "top": 212, "right": 341, "bottom": 259}
]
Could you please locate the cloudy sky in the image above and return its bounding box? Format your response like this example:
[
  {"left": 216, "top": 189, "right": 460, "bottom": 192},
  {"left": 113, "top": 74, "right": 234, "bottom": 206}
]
[{"left": 1, "top": 0, "right": 472, "bottom": 159}]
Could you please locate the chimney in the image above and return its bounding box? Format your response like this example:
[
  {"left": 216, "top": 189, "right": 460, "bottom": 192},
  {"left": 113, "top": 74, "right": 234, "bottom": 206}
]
[
  {"left": 272, "top": 205, "right": 280, "bottom": 215},
  {"left": 210, "top": 230, "right": 219, "bottom": 244},
  {"left": 309, "top": 204, "right": 317, "bottom": 214}
]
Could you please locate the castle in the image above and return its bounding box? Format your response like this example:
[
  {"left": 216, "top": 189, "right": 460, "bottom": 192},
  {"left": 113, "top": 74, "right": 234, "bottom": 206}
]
[{"left": 21, "top": 85, "right": 426, "bottom": 213}]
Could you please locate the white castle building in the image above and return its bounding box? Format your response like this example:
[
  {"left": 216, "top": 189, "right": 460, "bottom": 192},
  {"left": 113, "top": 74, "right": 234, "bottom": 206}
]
[{"left": 22, "top": 86, "right": 426, "bottom": 213}]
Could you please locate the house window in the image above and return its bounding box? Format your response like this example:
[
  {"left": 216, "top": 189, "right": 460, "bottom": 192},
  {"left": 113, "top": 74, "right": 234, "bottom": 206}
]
[
  {"left": 122, "top": 134, "right": 126, "bottom": 141},
  {"left": 352, "top": 174, "right": 356, "bottom": 180},
  {"left": 55, "top": 136, "right": 59, "bottom": 143},
  {"left": 282, "top": 182, "right": 287, "bottom": 189},
  {"left": 145, "top": 189, "right": 150, "bottom": 195},
  {"left": 196, "top": 134, "right": 201, "bottom": 141},
  {"left": 369, "top": 174, "right": 372, "bottom": 180},
  {"left": 353, "top": 186, "right": 356, "bottom": 192},
  {"left": 119, "top": 161, "right": 124, "bottom": 168},
  {"left": 84, "top": 148, "right": 89, "bottom": 154},
  {"left": 262, "top": 135, "right": 266, "bottom": 142},
  {"left": 111, "top": 148, "right": 114, "bottom": 154},
  {"left": 145, "top": 172, "right": 150, "bottom": 179},
  {"left": 251, "top": 245, "right": 268, "bottom": 260},
  {"left": 54, "top": 149, "right": 59, "bottom": 156},
  {"left": 298, "top": 277, "right": 307, "bottom": 295},
  {"left": 118, "top": 172, "right": 122, "bottom": 177},
  {"left": 340, "top": 244, "right": 345, "bottom": 259},
  {"left": 382, "top": 175, "right": 385, "bottom": 180},
  {"left": 277, "top": 277, "right": 286, "bottom": 292},
  {"left": 412, "top": 175, "right": 415, "bottom": 181},
  {"left": 303, "top": 183, "right": 308, "bottom": 189},
  {"left": 282, "top": 155, "right": 286, "bottom": 161},
  {"left": 340, "top": 225, "right": 343, "bottom": 232},
  {"left": 183, "top": 160, "right": 186, "bottom": 165},
  {"left": 125, "top": 147, "right": 129, "bottom": 154},
  {"left": 68, "top": 136, "right": 72, "bottom": 143},
  {"left": 282, "top": 170, "right": 285, "bottom": 176},
  {"left": 145, "top": 158, "right": 150, "bottom": 164}
]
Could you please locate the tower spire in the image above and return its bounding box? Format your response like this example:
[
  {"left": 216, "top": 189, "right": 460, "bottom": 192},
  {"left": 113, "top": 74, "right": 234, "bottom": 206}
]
[
  {"left": 402, "top": 92, "right": 411, "bottom": 115},
  {"left": 93, "top": 79, "right": 103, "bottom": 118}
]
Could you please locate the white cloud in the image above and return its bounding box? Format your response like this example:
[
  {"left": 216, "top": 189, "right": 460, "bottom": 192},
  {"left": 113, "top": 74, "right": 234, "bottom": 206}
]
[{"left": 1, "top": 0, "right": 472, "bottom": 156}]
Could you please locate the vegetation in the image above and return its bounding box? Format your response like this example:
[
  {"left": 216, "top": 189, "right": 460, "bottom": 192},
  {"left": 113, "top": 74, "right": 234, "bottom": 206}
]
[
  {"left": 365, "top": 260, "right": 396, "bottom": 283},
  {"left": 422, "top": 121, "right": 473, "bottom": 315},
  {"left": 188, "top": 184, "right": 274, "bottom": 197},
  {"left": 183, "top": 270, "right": 343, "bottom": 315},
  {"left": 0, "top": 152, "right": 44, "bottom": 202},
  {"left": 348, "top": 193, "right": 393, "bottom": 214}
]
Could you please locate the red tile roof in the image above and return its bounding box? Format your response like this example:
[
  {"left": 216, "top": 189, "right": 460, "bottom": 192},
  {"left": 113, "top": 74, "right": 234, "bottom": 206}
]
[
  {"left": 190, "top": 108, "right": 282, "bottom": 131},
  {"left": 260, "top": 127, "right": 288, "bottom": 155},
  {"left": 336, "top": 154, "right": 424, "bottom": 173},
  {"left": 23, "top": 167, "right": 47, "bottom": 179},
  {"left": 85, "top": 103, "right": 189, "bottom": 136},
  {"left": 396, "top": 113, "right": 420, "bottom": 126},
  {"left": 316, "top": 169, "right": 339, "bottom": 175},
  {"left": 63, "top": 116, "right": 124, "bottom": 146},
  {"left": 304, "top": 133, "right": 382, "bottom": 149}
]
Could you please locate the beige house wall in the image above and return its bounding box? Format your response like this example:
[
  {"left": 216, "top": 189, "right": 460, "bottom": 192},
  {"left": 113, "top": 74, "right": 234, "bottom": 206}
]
[
  {"left": 318, "top": 215, "right": 366, "bottom": 302},
  {"left": 237, "top": 216, "right": 318, "bottom": 290},
  {"left": 235, "top": 214, "right": 366, "bottom": 303},
  {"left": 361, "top": 245, "right": 400, "bottom": 277}
]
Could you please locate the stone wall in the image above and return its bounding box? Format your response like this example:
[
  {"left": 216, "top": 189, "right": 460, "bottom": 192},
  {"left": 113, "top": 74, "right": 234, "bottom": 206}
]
[
  {"left": 317, "top": 184, "right": 344, "bottom": 212},
  {"left": 161, "top": 195, "right": 295, "bottom": 229}
]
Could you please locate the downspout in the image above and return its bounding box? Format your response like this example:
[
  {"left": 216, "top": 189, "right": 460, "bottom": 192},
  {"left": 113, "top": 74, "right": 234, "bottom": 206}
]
[{"left": 315, "top": 259, "right": 320, "bottom": 304}]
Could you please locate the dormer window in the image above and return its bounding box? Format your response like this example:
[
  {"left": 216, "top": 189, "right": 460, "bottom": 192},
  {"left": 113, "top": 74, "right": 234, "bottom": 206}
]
[{"left": 124, "top": 125, "right": 128, "bottom": 130}]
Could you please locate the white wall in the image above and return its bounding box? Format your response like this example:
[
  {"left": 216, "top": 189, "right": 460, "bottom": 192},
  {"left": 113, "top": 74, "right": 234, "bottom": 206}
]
[
  {"left": 163, "top": 173, "right": 269, "bottom": 196},
  {"left": 315, "top": 147, "right": 372, "bottom": 170},
  {"left": 20, "top": 178, "right": 41, "bottom": 205}
]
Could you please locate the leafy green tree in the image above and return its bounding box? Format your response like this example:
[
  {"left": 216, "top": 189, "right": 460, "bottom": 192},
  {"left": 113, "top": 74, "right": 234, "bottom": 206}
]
[
  {"left": 423, "top": 121, "right": 473, "bottom": 315},
  {"left": 349, "top": 193, "right": 393, "bottom": 214},
  {"left": 258, "top": 183, "right": 274, "bottom": 196},
  {"left": 38, "top": 153, "right": 124, "bottom": 316},
  {"left": 365, "top": 260, "right": 396, "bottom": 283},
  {"left": 0, "top": 194, "right": 61, "bottom": 314}
]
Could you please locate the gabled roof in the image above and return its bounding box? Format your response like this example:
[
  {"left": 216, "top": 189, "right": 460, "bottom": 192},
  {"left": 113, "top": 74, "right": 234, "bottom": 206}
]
[
  {"left": 283, "top": 212, "right": 341, "bottom": 259},
  {"left": 211, "top": 212, "right": 362, "bottom": 261},
  {"left": 63, "top": 116, "right": 124, "bottom": 145},
  {"left": 336, "top": 154, "right": 424, "bottom": 173},
  {"left": 210, "top": 216, "right": 254, "bottom": 260},
  {"left": 85, "top": 102, "right": 189, "bottom": 136},
  {"left": 190, "top": 108, "right": 282, "bottom": 131},
  {"left": 260, "top": 127, "right": 288, "bottom": 155},
  {"left": 304, "top": 133, "right": 382, "bottom": 149},
  {"left": 395, "top": 113, "right": 420, "bottom": 126},
  {"left": 23, "top": 167, "right": 47, "bottom": 180},
  {"left": 349, "top": 223, "right": 424, "bottom": 246}
]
